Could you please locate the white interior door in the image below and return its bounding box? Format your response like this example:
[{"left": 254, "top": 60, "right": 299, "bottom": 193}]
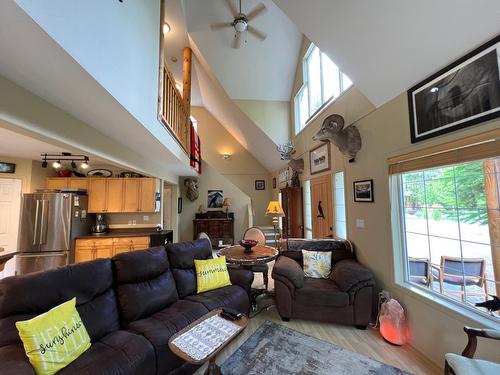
[{"left": 0, "top": 178, "right": 22, "bottom": 277}]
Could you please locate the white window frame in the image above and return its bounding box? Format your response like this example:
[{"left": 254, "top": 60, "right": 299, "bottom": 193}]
[
  {"left": 390, "top": 173, "right": 500, "bottom": 329},
  {"left": 294, "top": 43, "right": 353, "bottom": 135}
]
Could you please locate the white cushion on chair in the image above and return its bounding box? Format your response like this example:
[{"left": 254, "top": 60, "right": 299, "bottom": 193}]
[{"left": 446, "top": 353, "right": 500, "bottom": 375}]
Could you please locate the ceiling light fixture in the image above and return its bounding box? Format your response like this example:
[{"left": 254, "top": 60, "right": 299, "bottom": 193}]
[
  {"left": 430, "top": 87, "right": 439, "bottom": 93},
  {"left": 163, "top": 22, "right": 170, "bottom": 34},
  {"left": 222, "top": 153, "right": 231, "bottom": 160},
  {"left": 40, "top": 153, "right": 90, "bottom": 170}
]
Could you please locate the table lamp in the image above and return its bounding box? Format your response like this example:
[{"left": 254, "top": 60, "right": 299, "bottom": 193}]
[
  {"left": 222, "top": 197, "right": 231, "bottom": 218},
  {"left": 265, "top": 201, "right": 284, "bottom": 248}
]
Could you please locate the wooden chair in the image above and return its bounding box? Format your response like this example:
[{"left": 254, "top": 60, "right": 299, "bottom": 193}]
[
  {"left": 433, "top": 256, "right": 488, "bottom": 301},
  {"left": 243, "top": 227, "right": 269, "bottom": 290},
  {"left": 445, "top": 327, "right": 500, "bottom": 374},
  {"left": 408, "top": 257, "right": 431, "bottom": 287}
]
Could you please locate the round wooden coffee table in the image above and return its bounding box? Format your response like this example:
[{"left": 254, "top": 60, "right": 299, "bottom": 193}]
[
  {"left": 218, "top": 245, "right": 279, "bottom": 317},
  {"left": 217, "top": 244, "right": 279, "bottom": 266}
]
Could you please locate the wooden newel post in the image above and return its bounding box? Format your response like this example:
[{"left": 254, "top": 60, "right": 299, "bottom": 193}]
[
  {"left": 182, "top": 47, "right": 192, "bottom": 117},
  {"left": 483, "top": 159, "right": 500, "bottom": 298}
]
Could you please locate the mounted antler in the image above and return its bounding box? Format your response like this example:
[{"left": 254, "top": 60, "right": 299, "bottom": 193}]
[{"left": 276, "top": 140, "right": 296, "bottom": 160}]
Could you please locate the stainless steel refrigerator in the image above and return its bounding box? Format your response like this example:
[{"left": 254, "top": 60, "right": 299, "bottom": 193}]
[{"left": 16, "top": 192, "right": 94, "bottom": 275}]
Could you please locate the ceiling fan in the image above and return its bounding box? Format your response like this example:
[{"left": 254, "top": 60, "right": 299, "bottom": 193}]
[{"left": 210, "top": 0, "right": 268, "bottom": 49}]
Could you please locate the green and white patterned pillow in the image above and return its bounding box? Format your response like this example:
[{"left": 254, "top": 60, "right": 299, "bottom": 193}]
[{"left": 302, "top": 250, "right": 332, "bottom": 279}]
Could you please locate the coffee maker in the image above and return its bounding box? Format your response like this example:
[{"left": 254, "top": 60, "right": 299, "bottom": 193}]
[{"left": 93, "top": 214, "right": 108, "bottom": 234}]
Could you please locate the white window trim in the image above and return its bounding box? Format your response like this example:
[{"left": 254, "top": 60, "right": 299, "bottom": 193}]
[
  {"left": 390, "top": 175, "right": 500, "bottom": 329},
  {"left": 294, "top": 43, "right": 353, "bottom": 135}
]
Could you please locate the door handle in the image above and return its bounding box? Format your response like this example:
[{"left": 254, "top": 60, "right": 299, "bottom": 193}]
[
  {"left": 39, "top": 200, "right": 48, "bottom": 245},
  {"left": 33, "top": 200, "right": 40, "bottom": 245}
]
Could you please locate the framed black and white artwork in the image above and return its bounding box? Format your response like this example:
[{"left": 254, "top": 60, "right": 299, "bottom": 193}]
[
  {"left": 207, "top": 190, "right": 223, "bottom": 208},
  {"left": 408, "top": 34, "right": 500, "bottom": 143},
  {"left": 353, "top": 179, "right": 374, "bottom": 202},
  {"left": 255, "top": 180, "right": 265, "bottom": 190}
]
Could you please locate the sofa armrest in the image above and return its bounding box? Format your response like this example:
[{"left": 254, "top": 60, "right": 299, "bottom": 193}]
[
  {"left": 227, "top": 266, "right": 254, "bottom": 296},
  {"left": 272, "top": 255, "right": 304, "bottom": 289},
  {"left": 331, "top": 259, "right": 374, "bottom": 293}
]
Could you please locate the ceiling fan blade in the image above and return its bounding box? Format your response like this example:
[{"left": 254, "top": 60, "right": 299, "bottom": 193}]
[
  {"left": 224, "top": 0, "right": 239, "bottom": 18},
  {"left": 210, "top": 22, "right": 233, "bottom": 31},
  {"left": 247, "top": 25, "right": 267, "bottom": 41},
  {"left": 232, "top": 32, "right": 242, "bottom": 49},
  {"left": 246, "top": 3, "right": 267, "bottom": 21}
]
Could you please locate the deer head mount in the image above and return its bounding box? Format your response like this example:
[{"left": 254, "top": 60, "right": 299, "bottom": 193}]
[
  {"left": 183, "top": 177, "right": 199, "bottom": 201},
  {"left": 312, "top": 114, "right": 361, "bottom": 163},
  {"left": 277, "top": 140, "right": 304, "bottom": 173}
]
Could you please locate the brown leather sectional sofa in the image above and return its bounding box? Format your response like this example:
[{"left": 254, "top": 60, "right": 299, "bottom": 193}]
[
  {"left": 272, "top": 238, "right": 375, "bottom": 328},
  {"left": 0, "top": 239, "right": 253, "bottom": 375}
]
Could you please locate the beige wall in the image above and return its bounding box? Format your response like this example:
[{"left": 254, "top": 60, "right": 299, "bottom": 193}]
[
  {"left": 233, "top": 99, "right": 291, "bottom": 145},
  {"left": 191, "top": 107, "right": 272, "bottom": 226},
  {"left": 178, "top": 162, "right": 251, "bottom": 243},
  {"left": 284, "top": 41, "right": 500, "bottom": 366},
  {"left": 0, "top": 157, "right": 55, "bottom": 193}
]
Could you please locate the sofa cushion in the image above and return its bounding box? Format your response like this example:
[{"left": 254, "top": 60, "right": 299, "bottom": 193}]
[
  {"left": 0, "top": 344, "right": 35, "bottom": 375},
  {"left": 0, "top": 259, "right": 119, "bottom": 347},
  {"left": 185, "top": 285, "right": 250, "bottom": 314},
  {"left": 281, "top": 238, "right": 355, "bottom": 265},
  {"left": 165, "top": 239, "right": 212, "bottom": 298},
  {"left": 295, "top": 278, "right": 349, "bottom": 307},
  {"left": 113, "top": 247, "right": 179, "bottom": 326},
  {"left": 126, "top": 300, "right": 208, "bottom": 375},
  {"left": 59, "top": 330, "right": 155, "bottom": 375}
]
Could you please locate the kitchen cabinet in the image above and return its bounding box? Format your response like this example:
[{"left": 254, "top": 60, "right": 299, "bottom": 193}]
[
  {"left": 106, "top": 179, "right": 124, "bottom": 212},
  {"left": 46, "top": 178, "right": 69, "bottom": 190},
  {"left": 88, "top": 178, "right": 107, "bottom": 212},
  {"left": 74, "top": 236, "right": 150, "bottom": 263},
  {"left": 123, "top": 179, "right": 141, "bottom": 212},
  {"left": 49, "top": 177, "right": 158, "bottom": 213}
]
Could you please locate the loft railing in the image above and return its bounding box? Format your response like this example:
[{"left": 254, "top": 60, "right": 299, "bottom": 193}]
[{"left": 159, "top": 64, "right": 189, "bottom": 152}]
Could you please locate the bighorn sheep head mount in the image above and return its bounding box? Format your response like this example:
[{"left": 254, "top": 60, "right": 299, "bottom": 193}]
[
  {"left": 184, "top": 177, "right": 199, "bottom": 202},
  {"left": 277, "top": 140, "right": 304, "bottom": 173},
  {"left": 312, "top": 114, "right": 361, "bottom": 163}
]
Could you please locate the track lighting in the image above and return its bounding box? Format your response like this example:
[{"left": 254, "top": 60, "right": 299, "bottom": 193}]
[
  {"left": 71, "top": 161, "right": 77, "bottom": 169},
  {"left": 40, "top": 153, "right": 90, "bottom": 170},
  {"left": 42, "top": 160, "right": 48, "bottom": 168},
  {"left": 52, "top": 160, "right": 61, "bottom": 169},
  {"left": 80, "top": 159, "right": 89, "bottom": 169}
]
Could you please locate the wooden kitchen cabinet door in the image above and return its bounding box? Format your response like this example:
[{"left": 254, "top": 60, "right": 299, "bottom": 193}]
[
  {"left": 88, "top": 178, "right": 107, "bottom": 212},
  {"left": 106, "top": 179, "right": 124, "bottom": 212},
  {"left": 46, "top": 178, "right": 69, "bottom": 190},
  {"left": 140, "top": 178, "right": 157, "bottom": 212},
  {"left": 94, "top": 246, "right": 113, "bottom": 259},
  {"left": 123, "top": 179, "right": 140, "bottom": 212},
  {"left": 68, "top": 178, "right": 89, "bottom": 190},
  {"left": 74, "top": 246, "right": 94, "bottom": 263}
]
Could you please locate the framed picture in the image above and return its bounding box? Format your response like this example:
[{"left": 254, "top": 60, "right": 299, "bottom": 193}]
[
  {"left": 255, "top": 180, "right": 265, "bottom": 190},
  {"left": 207, "top": 190, "right": 223, "bottom": 208},
  {"left": 408, "top": 34, "right": 500, "bottom": 143},
  {"left": 0, "top": 162, "right": 16, "bottom": 174},
  {"left": 177, "top": 197, "right": 183, "bottom": 214},
  {"left": 309, "top": 143, "right": 331, "bottom": 175},
  {"left": 353, "top": 179, "right": 374, "bottom": 202},
  {"left": 272, "top": 177, "right": 276, "bottom": 189},
  {"left": 278, "top": 168, "right": 289, "bottom": 184}
]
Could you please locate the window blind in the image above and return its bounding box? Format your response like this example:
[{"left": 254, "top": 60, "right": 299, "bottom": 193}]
[{"left": 387, "top": 129, "right": 500, "bottom": 175}]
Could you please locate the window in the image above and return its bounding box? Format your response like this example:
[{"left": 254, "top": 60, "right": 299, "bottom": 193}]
[
  {"left": 334, "top": 172, "right": 347, "bottom": 239},
  {"left": 304, "top": 180, "right": 313, "bottom": 239},
  {"left": 294, "top": 44, "right": 352, "bottom": 134},
  {"left": 394, "top": 157, "right": 499, "bottom": 318}
]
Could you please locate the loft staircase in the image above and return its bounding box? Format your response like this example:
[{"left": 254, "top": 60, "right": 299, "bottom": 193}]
[{"left": 259, "top": 226, "right": 278, "bottom": 247}]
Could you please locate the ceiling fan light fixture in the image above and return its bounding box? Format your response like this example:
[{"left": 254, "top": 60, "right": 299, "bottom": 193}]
[
  {"left": 234, "top": 19, "right": 247, "bottom": 33},
  {"left": 163, "top": 22, "right": 170, "bottom": 34}
]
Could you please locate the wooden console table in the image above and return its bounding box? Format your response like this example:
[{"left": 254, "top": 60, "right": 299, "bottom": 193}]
[{"left": 193, "top": 211, "right": 234, "bottom": 247}]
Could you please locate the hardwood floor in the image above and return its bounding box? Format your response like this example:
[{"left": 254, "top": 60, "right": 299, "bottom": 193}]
[{"left": 194, "top": 270, "right": 441, "bottom": 375}]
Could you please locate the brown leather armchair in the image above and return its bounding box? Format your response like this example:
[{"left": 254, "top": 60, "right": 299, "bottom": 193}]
[{"left": 272, "top": 238, "right": 375, "bottom": 329}]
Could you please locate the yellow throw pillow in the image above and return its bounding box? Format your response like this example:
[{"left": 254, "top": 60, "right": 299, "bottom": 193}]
[
  {"left": 302, "top": 250, "right": 332, "bottom": 279},
  {"left": 195, "top": 256, "right": 232, "bottom": 294},
  {"left": 16, "top": 297, "right": 91, "bottom": 375}
]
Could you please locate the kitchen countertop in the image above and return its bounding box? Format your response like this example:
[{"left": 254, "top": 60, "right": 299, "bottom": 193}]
[{"left": 76, "top": 229, "right": 173, "bottom": 239}]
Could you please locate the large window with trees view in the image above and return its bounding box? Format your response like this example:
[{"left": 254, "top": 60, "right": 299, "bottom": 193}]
[
  {"left": 397, "top": 157, "right": 499, "bottom": 318},
  {"left": 294, "top": 44, "right": 352, "bottom": 134}
]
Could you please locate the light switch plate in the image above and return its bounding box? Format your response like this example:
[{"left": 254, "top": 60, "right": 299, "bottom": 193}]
[
  {"left": 143, "top": 215, "right": 149, "bottom": 221},
  {"left": 356, "top": 219, "right": 365, "bottom": 228}
]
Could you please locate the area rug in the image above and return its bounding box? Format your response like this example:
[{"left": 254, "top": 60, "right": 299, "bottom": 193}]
[{"left": 220, "top": 321, "right": 412, "bottom": 375}]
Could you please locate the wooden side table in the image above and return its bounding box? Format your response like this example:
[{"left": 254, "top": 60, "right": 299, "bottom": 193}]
[{"left": 168, "top": 309, "right": 248, "bottom": 375}]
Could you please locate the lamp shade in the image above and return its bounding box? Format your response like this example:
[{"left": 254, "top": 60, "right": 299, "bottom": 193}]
[
  {"left": 222, "top": 198, "right": 231, "bottom": 207},
  {"left": 265, "top": 201, "right": 284, "bottom": 217}
]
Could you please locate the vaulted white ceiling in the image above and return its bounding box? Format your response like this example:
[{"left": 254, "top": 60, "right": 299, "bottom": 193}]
[
  {"left": 273, "top": 0, "right": 500, "bottom": 107},
  {"left": 183, "top": 0, "right": 301, "bottom": 101}
]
